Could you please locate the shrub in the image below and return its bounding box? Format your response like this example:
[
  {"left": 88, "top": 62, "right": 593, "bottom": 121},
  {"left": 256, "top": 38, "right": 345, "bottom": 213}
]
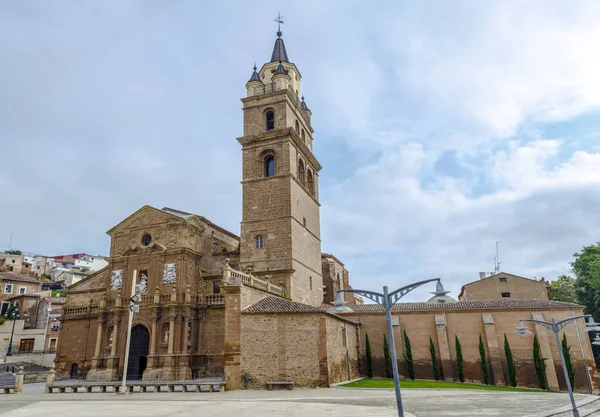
[
  {"left": 455, "top": 335, "right": 465, "bottom": 383},
  {"left": 504, "top": 334, "right": 517, "bottom": 387},
  {"left": 403, "top": 330, "right": 415, "bottom": 380}
]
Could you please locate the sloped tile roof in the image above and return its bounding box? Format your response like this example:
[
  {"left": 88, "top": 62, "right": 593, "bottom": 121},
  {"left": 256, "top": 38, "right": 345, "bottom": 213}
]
[
  {"left": 345, "top": 299, "right": 581, "bottom": 314},
  {"left": 243, "top": 296, "right": 323, "bottom": 313}
]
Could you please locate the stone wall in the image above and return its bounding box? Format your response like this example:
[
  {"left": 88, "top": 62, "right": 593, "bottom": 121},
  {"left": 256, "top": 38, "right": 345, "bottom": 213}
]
[
  {"left": 240, "top": 311, "right": 360, "bottom": 389},
  {"left": 325, "top": 315, "right": 360, "bottom": 384}
]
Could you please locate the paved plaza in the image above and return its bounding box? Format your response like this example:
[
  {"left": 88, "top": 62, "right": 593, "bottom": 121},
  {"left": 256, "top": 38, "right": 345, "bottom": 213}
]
[{"left": 0, "top": 384, "right": 596, "bottom": 417}]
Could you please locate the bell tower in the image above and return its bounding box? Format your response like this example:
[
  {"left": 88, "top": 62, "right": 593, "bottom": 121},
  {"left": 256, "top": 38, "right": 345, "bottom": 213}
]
[{"left": 237, "top": 21, "right": 323, "bottom": 306}]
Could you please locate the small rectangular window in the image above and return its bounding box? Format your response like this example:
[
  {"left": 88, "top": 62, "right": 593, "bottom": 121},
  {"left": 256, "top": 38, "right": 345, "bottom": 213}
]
[
  {"left": 499, "top": 277, "right": 507, "bottom": 283},
  {"left": 213, "top": 281, "right": 221, "bottom": 294},
  {"left": 4, "top": 284, "right": 13, "bottom": 294},
  {"left": 501, "top": 292, "right": 511, "bottom": 298},
  {"left": 19, "top": 287, "right": 26, "bottom": 295},
  {"left": 255, "top": 235, "right": 264, "bottom": 249}
]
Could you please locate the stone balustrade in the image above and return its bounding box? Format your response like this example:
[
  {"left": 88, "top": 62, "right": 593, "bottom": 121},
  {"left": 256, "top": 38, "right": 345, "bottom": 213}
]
[{"left": 222, "top": 262, "right": 283, "bottom": 297}]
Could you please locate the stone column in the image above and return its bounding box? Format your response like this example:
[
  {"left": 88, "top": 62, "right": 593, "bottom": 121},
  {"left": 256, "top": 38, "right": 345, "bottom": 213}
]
[
  {"left": 532, "top": 312, "right": 560, "bottom": 391},
  {"left": 222, "top": 275, "right": 242, "bottom": 390},
  {"left": 435, "top": 314, "right": 454, "bottom": 381},
  {"left": 168, "top": 311, "right": 175, "bottom": 354},
  {"left": 481, "top": 313, "right": 505, "bottom": 386},
  {"left": 106, "top": 314, "right": 120, "bottom": 372},
  {"left": 90, "top": 314, "right": 105, "bottom": 370},
  {"left": 14, "top": 366, "right": 24, "bottom": 393}
]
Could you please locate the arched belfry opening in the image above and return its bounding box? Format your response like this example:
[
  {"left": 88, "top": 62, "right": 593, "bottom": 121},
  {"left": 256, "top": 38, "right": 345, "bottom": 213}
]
[{"left": 126, "top": 325, "right": 150, "bottom": 380}]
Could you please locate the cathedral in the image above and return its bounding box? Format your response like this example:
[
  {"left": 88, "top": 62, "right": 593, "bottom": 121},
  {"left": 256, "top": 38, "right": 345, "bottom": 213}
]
[{"left": 56, "top": 26, "right": 600, "bottom": 393}]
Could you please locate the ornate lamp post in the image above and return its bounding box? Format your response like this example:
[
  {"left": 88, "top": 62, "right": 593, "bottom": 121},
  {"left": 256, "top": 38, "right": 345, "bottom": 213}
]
[
  {"left": 515, "top": 315, "right": 600, "bottom": 417},
  {"left": 328, "top": 278, "right": 441, "bottom": 417}
]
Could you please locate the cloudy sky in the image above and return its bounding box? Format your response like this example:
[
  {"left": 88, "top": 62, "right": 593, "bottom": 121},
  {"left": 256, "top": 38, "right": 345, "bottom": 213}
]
[{"left": 2, "top": 1, "right": 600, "bottom": 301}]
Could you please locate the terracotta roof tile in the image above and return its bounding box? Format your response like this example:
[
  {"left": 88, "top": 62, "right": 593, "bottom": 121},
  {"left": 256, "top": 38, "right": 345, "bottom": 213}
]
[
  {"left": 345, "top": 299, "right": 581, "bottom": 314},
  {"left": 243, "top": 296, "right": 323, "bottom": 313}
]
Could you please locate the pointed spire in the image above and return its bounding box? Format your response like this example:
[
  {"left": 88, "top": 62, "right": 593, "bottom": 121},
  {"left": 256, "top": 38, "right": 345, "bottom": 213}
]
[
  {"left": 248, "top": 64, "right": 262, "bottom": 83},
  {"left": 275, "top": 60, "right": 287, "bottom": 75},
  {"left": 300, "top": 95, "right": 310, "bottom": 111},
  {"left": 270, "top": 35, "right": 289, "bottom": 63}
]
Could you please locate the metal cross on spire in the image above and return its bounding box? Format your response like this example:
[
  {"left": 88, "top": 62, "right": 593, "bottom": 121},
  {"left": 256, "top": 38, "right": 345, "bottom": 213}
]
[{"left": 274, "top": 12, "right": 284, "bottom": 35}]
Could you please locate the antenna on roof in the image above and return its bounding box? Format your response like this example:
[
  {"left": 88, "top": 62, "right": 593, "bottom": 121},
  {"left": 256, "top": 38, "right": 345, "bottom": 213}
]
[
  {"left": 8, "top": 229, "right": 13, "bottom": 251},
  {"left": 494, "top": 241, "right": 503, "bottom": 274}
]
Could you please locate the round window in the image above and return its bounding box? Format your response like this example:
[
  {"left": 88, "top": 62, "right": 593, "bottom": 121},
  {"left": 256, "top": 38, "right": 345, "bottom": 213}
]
[{"left": 141, "top": 234, "right": 152, "bottom": 246}]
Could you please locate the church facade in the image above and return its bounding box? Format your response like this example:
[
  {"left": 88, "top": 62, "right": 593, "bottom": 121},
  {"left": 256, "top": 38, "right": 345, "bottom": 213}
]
[{"left": 55, "top": 27, "right": 600, "bottom": 393}]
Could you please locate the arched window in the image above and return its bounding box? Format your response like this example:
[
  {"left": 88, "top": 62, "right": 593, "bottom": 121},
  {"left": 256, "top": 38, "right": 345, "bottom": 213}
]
[
  {"left": 295, "top": 120, "right": 299, "bottom": 132},
  {"left": 301, "top": 129, "right": 305, "bottom": 143},
  {"left": 298, "top": 159, "right": 305, "bottom": 185},
  {"left": 255, "top": 235, "right": 264, "bottom": 249},
  {"left": 307, "top": 170, "right": 314, "bottom": 196},
  {"left": 70, "top": 363, "right": 78, "bottom": 379},
  {"left": 265, "top": 110, "right": 275, "bottom": 131},
  {"left": 264, "top": 155, "right": 275, "bottom": 177}
]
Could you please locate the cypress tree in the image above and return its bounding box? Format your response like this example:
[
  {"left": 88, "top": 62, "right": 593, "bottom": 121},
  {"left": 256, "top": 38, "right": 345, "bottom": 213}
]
[
  {"left": 504, "top": 334, "right": 517, "bottom": 387},
  {"left": 533, "top": 334, "right": 548, "bottom": 390},
  {"left": 562, "top": 334, "right": 575, "bottom": 389},
  {"left": 383, "top": 334, "right": 392, "bottom": 378},
  {"left": 455, "top": 335, "right": 465, "bottom": 383},
  {"left": 402, "top": 330, "right": 415, "bottom": 380},
  {"left": 365, "top": 333, "right": 373, "bottom": 378},
  {"left": 429, "top": 337, "right": 440, "bottom": 381},
  {"left": 478, "top": 334, "right": 489, "bottom": 385}
]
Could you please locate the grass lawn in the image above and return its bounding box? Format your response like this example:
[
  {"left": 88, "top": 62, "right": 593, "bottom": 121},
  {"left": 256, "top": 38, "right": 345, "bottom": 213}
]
[{"left": 339, "top": 378, "right": 543, "bottom": 392}]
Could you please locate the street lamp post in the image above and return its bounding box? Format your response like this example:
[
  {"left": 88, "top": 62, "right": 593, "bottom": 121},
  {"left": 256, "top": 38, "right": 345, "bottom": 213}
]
[
  {"left": 515, "top": 315, "right": 600, "bottom": 417},
  {"left": 328, "top": 278, "right": 441, "bottom": 417},
  {"left": 5, "top": 308, "right": 20, "bottom": 357}
]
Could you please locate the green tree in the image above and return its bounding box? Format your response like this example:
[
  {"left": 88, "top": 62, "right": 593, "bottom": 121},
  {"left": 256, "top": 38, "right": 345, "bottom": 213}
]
[
  {"left": 3, "top": 249, "right": 21, "bottom": 255},
  {"left": 455, "top": 335, "right": 465, "bottom": 383},
  {"left": 550, "top": 275, "right": 579, "bottom": 303},
  {"left": 504, "top": 334, "right": 517, "bottom": 387},
  {"left": 478, "top": 334, "right": 489, "bottom": 385},
  {"left": 429, "top": 337, "right": 440, "bottom": 381},
  {"left": 572, "top": 243, "right": 600, "bottom": 319},
  {"left": 570, "top": 243, "right": 600, "bottom": 366},
  {"left": 533, "top": 334, "right": 548, "bottom": 390},
  {"left": 561, "top": 334, "right": 575, "bottom": 389},
  {"left": 383, "top": 334, "right": 392, "bottom": 378},
  {"left": 365, "top": 333, "right": 373, "bottom": 378},
  {"left": 402, "top": 330, "right": 415, "bottom": 380}
]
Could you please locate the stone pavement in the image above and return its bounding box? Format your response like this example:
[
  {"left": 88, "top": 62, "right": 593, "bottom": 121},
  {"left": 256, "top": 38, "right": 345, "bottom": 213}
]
[{"left": 0, "top": 383, "right": 595, "bottom": 417}]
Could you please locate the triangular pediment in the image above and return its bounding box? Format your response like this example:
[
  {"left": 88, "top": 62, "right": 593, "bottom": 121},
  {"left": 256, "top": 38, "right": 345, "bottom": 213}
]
[
  {"left": 68, "top": 268, "right": 108, "bottom": 292},
  {"left": 107, "top": 205, "right": 184, "bottom": 235}
]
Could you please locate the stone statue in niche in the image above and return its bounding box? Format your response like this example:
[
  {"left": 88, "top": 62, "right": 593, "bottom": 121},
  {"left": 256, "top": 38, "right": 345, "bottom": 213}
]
[
  {"left": 163, "top": 263, "right": 177, "bottom": 284},
  {"left": 139, "top": 272, "right": 148, "bottom": 293},
  {"left": 110, "top": 270, "right": 123, "bottom": 290}
]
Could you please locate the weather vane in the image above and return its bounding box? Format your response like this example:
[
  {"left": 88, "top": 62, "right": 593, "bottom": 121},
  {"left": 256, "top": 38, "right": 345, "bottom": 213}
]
[{"left": 274, "top": 12, "right": 284, "bottom": 33}]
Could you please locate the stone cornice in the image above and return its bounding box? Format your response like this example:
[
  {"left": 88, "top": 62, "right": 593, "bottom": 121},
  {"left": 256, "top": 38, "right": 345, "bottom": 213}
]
[{"left": 237, "top": 127, "right": 322, "bottom": 172}]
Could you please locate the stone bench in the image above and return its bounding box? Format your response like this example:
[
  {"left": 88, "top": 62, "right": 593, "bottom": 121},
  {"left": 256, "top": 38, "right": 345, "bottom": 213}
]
[
  {"left": 47, "top": 380, "right": 226, "bottom": 393},
  {"left": 266, "top": 381, "right": 294, "bottom": 390},
  {"left": 0, "top": 372, "right": 17, "bottom": 394}
]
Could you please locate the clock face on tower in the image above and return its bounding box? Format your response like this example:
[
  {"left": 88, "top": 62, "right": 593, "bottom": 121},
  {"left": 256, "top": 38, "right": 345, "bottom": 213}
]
[{"left": 141, "top": 234, "right": 152, "bottom": 247}]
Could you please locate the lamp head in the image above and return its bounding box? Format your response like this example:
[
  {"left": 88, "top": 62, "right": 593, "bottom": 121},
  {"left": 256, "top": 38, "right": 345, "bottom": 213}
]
[
  {"left": 586, "top": 316, "right": 600, "bottom": 332},
  {"left": 592, "top": 334, "right": 600, "bottom": 346},
  {"left": 515, "top": 321, "right": 533, "bottom": 335},
  {"left": 327, "top": 292, "right": 354, "bottom": 314}
]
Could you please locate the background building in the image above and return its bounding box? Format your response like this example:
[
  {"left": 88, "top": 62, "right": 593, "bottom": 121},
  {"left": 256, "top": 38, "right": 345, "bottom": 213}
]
[{"left": 459, "top": 272, "right": 551, "bottom": 301}]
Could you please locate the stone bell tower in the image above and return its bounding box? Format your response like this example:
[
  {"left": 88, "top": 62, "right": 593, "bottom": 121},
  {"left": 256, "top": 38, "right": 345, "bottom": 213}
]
[{"left": 237, "top": 23, "right": 323, "bottom": 306}]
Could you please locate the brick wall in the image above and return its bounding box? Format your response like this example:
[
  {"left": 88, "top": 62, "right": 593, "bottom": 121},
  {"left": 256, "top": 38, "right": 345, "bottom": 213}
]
[{"left": 345, "top": 307, "right": 600, "bottom": 392}]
